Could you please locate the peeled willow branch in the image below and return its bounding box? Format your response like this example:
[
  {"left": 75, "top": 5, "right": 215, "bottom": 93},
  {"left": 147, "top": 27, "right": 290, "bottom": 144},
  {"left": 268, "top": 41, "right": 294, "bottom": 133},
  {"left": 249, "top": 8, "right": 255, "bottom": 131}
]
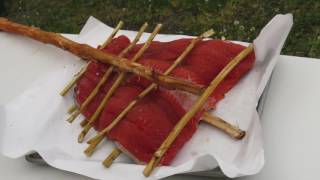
[
  {"left": 60, "top": 21, "right": 124, "bottom": 97},
  {"left": 143, "top": 44, "right": 254, "bottom": 177},
  {"left": 84, "top": 29, "right": 214, "bottom": 156},
  {"left": 67, "top": 22, "right": 148, "bottom": 123},
  {"left": 0, "top": 18, "right": 203, "bottom": 95},
  {"left": 78, "top": 24, "right": 162, "bottom": 143}
]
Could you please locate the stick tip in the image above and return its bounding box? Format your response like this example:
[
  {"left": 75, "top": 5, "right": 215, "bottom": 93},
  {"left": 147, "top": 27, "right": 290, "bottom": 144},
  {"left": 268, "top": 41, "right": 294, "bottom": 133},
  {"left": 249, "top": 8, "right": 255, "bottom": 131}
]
[
  {"left": 86, "top": 138, "right": 93, "bottom": 144},
  {"left": 103, "top": 148, "right": 121, "bottom": 168},
  {"left": 80, "top": 119, "right": 88, "bottom": 127},
  {"left": 66, "top": 115, "right": 76, "bottom": 123},
  {"left": 59, "top": 91, "right": 67, "bottom": 96},
  {"left": 203, "top": 29, "right": 215, "bottom": 38},
  {"left": 236, "top": 130, "right": 246, "bottom": 140},
  {"left": 66, "top": 110, "right": 80, "bottom": 123},
  {"left": 143, "top": 22, "right": 149, "bottom": 27},
  {"left": 143, "top": 157, "right": 157, "bottom": 177},
  {"left": 67, "top": 104, "right": 78, "bottom": 114},
  {"left": 156, "top": 23, "right": 163, "bottom": 29},
  {"left": 84, "top": 135, "right": 104, "bottom": 156},
  {"left": 78, "top": 132, "right": 85, "bottom": 143},
  {"left": 143, "top": 169, "right": 151, "bottom": 177},
  {"left": 143, "top": 165, "right": 153, "bottom": 177},
  {"left": 102, "top": 160, "right": 112, "bottom": 168},
  {"left": 84, "top": 145, "right": 94, "bottom": 157}
]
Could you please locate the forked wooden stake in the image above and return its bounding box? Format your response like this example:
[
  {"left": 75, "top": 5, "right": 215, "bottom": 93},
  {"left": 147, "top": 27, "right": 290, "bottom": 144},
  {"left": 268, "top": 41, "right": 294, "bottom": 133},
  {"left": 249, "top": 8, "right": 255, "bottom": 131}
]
[
  {"left": 143, "top": 44, "right": 254, "bottom": 177},
  {"left": 84, "top": 29, "right": 215, "bottom": 156},
  {"left": 78, "top": 24, "right": 163, "bottom": 143},
  {"left": 60, "top": 21, "right": 124, "bottom": 97},
  {"left": 66, "top": 22, "right": 149, "bottom": 123},
  {"left": 102, "top": 148, "right": 122, "bottom": 168}
]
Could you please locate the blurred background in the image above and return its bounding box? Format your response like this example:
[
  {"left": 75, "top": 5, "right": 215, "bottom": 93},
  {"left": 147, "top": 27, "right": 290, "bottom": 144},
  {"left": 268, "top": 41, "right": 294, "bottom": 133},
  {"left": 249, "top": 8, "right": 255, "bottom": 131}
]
[{"left": 0, "top": 0, "right": 319, "bottom": 58}]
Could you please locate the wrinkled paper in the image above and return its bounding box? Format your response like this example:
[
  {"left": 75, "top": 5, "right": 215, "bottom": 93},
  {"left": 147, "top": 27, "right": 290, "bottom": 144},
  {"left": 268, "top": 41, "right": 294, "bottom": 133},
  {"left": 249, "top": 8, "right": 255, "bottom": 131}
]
[{"left": 0, "top": 14, "right": 293, "bottom": 179}]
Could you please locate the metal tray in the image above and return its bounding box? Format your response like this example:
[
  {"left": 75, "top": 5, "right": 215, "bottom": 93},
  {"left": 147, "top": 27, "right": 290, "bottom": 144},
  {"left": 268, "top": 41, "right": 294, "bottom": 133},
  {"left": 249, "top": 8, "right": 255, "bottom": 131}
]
[{"left": 25, "top": 79, "right": 272, "bottom": 178}]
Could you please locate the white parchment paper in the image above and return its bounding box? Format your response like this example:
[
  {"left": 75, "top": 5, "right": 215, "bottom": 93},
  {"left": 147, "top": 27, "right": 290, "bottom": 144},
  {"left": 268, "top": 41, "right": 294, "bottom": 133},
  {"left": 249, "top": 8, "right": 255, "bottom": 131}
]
[{"left": 0, "top": 14, "right": 293, "bottom": 179}]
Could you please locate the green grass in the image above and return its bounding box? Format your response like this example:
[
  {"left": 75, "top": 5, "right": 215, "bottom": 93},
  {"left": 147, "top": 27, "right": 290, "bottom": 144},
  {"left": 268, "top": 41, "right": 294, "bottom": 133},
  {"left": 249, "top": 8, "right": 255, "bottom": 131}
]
[{"left": 1, "top": 0, "right": 320, "bottom": 58}]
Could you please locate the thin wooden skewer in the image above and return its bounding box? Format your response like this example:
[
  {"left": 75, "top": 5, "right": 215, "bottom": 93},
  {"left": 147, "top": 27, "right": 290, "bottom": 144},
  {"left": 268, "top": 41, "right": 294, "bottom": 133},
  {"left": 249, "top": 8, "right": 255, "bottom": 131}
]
[
  {"left": 66, "top": 22, "right": 148, "bottom": 123},
  {"left": 143, "top": 44, "right": 254, "bottom": 177},
  {"left": 59, "top": 65, "right": 88, "bottom": 96},
  {"left": 84, "top": 29, "right": 215, "bottom": 156},
  {"left": 101, "top": 21, "right": 124, "bottom": 49},
  {"left": 78, "top": 24, "right": 163, "bottom": 143},
  {"left": 60, "top": 21, "right": 124, "bottom": 96},
  {"left": 102, "top": 148, "right": 122, "bottom": 168},
  {"left": 0, "top": 18, "right": 203, "bottom": 95}
]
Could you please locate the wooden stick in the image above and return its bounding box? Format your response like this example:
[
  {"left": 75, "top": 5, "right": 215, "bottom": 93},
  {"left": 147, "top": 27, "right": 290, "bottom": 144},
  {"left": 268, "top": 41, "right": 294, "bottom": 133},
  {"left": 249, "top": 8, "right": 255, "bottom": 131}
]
[
  {"left": 78, "top": 24, "right": 162, "bottom": 143},
  {"left": 80, "top": 118, "right": 88, "bottom": 127},
  {"left": 66, "top": 22, "right": 149, "bottom": 123},
  {"left": 84, "top": 29, "right": 215, "bottom": 155},
  {"left": 66, "top": 110, "right": 80, "bottom": 123},
  {"left": 0, "top": 18, "right": 203, "bottom": 95},
  {"left": 67, "top": 104, "right": 78, "bottom": 114},
  {"left": 101, "top": 21, "right": 124, "bottom": 49},
  {"left": 202, "top": 112, "right": 245, "bottom": 139},
  {"left": 143, "top": 44, "right": 254, "bottom": 177},
  {"left": 102, "top": 148, "right": 122, "bottom": 168},
  {"left": 59, "top": 21, "right": 124, "bottom": 96},
  {"left": 59, "top": 65, "right": 88, "bottom": 96}
]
